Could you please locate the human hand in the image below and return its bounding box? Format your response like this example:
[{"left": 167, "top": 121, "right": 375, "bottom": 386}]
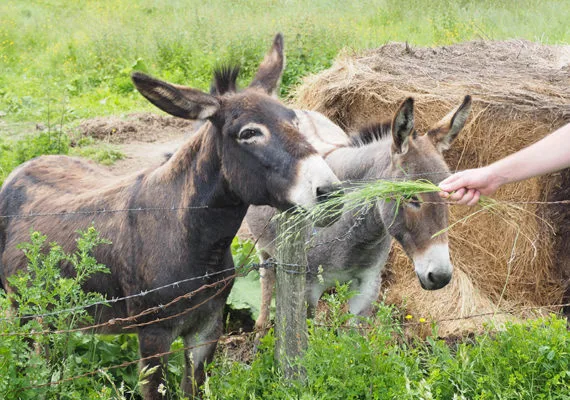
[{"left": 438, "top": 166, "right": 504, "bottom": 206}]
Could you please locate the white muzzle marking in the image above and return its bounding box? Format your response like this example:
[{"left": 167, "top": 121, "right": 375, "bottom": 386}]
[
  {"left": 413, "top": 242, "right": 453, "bottom": 290},
  {"left": 286, "top": 154, "right": 339, "bottom": 208}
]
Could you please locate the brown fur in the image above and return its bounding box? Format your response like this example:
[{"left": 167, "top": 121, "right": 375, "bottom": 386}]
[{"left": 0, "top": 35, "right": 339, "bottom": 400}]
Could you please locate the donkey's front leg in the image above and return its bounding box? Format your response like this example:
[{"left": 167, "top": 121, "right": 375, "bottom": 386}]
[
  {"left": 181, "top": 308, "right": 223, "bottom": 398},
  {"left": 138, "top": 327, "right": 174, "bottom": 400},
  {"left": 254, "top": 261, "right": 275, "bottom": 336},
  {"left": 349, "top": 263, "right": 388, "bottom": 318}
]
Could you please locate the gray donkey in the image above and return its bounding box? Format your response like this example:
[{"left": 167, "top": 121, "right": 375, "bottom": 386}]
[{"left": 246, "top": 95, "right": 472, "bottom": 331}]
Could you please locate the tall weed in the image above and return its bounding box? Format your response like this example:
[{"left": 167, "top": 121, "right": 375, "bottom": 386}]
[
  {"left": 1, "top": 0, "right": 568, "bottom": 123},
  {"left": 205, "top": 283, "right": 570, "bottom": 399},
  {"left": 0, "top": 227, "right": 141, "bottom": 399}
]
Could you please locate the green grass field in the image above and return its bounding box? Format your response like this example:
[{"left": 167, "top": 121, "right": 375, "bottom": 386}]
[
  {"left": 1, "top": 0, "right": 568, "bottom": 126},
  {"left": 1, "top": 2, "right": 569, "bottom": 398}
]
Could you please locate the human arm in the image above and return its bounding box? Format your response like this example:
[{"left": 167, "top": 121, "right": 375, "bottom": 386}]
[{"left": 439, "top": 123, "right": 570, "bottom": 205}]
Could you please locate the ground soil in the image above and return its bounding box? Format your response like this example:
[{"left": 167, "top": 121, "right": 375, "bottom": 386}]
[{"left": 78, "top": 112, "right": 194, "bottom": 175}]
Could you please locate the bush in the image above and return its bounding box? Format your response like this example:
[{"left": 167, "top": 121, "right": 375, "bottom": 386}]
[
  {"left": 424, "top": 315, "right": 570, "bottom": 399},
  {"left": 205, "top": 284, "right": 424, "bottom": 400},
  {"left": 205, "top": 283, "right": 570, "bottom": 399},
  {"left": 0, "top": 227, "right": 144, "bottom": 399}
]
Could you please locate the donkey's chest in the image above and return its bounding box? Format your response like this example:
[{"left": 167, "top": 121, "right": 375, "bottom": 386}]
[{"left": 307, "top": 211, "right": 391, "bottom": 270}]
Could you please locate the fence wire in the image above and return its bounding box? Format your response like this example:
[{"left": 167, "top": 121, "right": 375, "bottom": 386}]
[
  {"left": 2, "top": 262, "right": 568, "bottom": 339},
  {"left": 10, "top": 298, "right": 570, "bottom": 394},
  {"left": 0, "top": 259, "right": 314, "bottom": 326},
  {"left": 1, "top": 182, "right": 569, "bottom": 393},
  {"left": 0, "top": 265, "right": 246, "bottom": 324},
  {"left": 1, "top": 200, "right": 570, "bottom": 222}
]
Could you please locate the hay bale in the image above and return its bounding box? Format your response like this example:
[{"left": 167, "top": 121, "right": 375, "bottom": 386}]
[{"left": 294, "top": 40, "right": 570, "bottom": 336}]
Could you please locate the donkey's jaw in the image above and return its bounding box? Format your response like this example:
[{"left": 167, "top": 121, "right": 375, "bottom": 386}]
[
  {"left": 413, "top": 242, "right": 453, "bottom": 290},
  {"left": 286, "top": 154, "right": 340, "bottom": 209}
]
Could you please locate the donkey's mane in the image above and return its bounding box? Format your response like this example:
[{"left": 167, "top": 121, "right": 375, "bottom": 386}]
[
  {"left": 349, "top": 121, "right": 392, "bottom": 147},
  {"left": 210, "top": 64, "right": 240, "bottom": 95}
]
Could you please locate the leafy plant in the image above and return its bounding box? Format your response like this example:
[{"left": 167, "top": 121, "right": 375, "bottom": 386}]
[
  {"left": 205, "top": 282, "right": 570, "bottom": 399},
  {"left": 227, "top": 237, "right": 263, "bottom": 320},
  {"left": 423, "top": 315, "right": 570, "bottom": 399},
  {"left": 0, "top": 227, "right": 143, "bottom": 399}
]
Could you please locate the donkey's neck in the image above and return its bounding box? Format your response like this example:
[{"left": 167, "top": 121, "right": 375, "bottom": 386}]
[
  {"left": 142, "top": 123, "right": 247, "bottom": 238},
  {"left": 310, "top": 139, "right": 393, "bottom": 269},
  {"left": 325, "top": 138, "right": 392, "bottom": 181},
  {"left": 150, "top": 123, "right": 240, "bottom": 208}
]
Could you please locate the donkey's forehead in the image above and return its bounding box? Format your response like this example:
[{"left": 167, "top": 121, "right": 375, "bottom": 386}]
[
  {"left": 221, "top": 90, "right": 296, "bottom": 122},
  {"left": 399, "top": 135, "right": 451, "bottom": 181},
  {"left": 218, "top": 90, "right": 316, "bottom": 156}
]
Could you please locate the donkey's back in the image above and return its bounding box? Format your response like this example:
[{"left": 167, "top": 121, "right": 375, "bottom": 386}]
[
  {"left": 0, "top": 155, "right": 137, "bottom": 301},
  {"left": 2, "top": 155, "right": 119, "bottom": 203}
]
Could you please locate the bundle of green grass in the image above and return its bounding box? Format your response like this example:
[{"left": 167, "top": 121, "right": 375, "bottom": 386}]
[{"left": 294, "top": 39, "right": 570, "bottom": 336}]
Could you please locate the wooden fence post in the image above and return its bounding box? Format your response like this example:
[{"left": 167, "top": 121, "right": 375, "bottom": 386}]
[{"left": 274, "top": 213, "right": 309, "bottom": 380}]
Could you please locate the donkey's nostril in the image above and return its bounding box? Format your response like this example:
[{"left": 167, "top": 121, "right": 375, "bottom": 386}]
[
  {"left": 425, "top": 270, "right": 452, "bottom": 290},
  {"left": 316, "top": 186, "right": 330, "bottom": 198},
  {"left": 316, "top": 184, "right": 343, "bottom": 203},
  {"left": 313, "top": 184, "right": 344, "bottom": 227}
]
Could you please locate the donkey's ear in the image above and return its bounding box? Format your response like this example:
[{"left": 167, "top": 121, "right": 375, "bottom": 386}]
[
  {"left": 391, "top": 97, "right": 415, "bottom": 155},
  {"left": 428, "top": 95, "right": 472, "bottom": 152},
  {"left": 249, "top": 33, "right": 285, "bottom": 96},
  {"left": 132, "top": 72, "right": 220, "bottom": 120}
]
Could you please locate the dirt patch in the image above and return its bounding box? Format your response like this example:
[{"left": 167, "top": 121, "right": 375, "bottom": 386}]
[
  {"left": 76, "top": 112, "right": 196, "bottom": 175},
  {"left": 78, "top": 112, "right": 195, "bottom": 144},
  {"left": 217, "top": 334, "right": 256, "bottom": 365}
]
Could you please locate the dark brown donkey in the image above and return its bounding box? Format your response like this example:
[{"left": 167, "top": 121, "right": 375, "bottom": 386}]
[{"left": 0, "top": 34, "right": 339, "bottom": 399}]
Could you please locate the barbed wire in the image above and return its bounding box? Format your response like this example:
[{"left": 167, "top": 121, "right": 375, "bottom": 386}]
[
  {"left": 11, "top": 299, "right": 570, "bottom": 394},
  {"left": 1, "top": 197, "right": 567, "bottom": 332},
  {"left": 0, "top": 260, "right": 311, "bottom": 326},
  {"left": 1, "top": 197, "right": 569, "bottom": 221},
  {"left": 0, "top": 205, "right": 210, "bottom": 220},
  {"left": 0, "top": 265, "right": 246, "bottom": 324},
  {"left": 0, "top": 274, "right": 236, "bottom": 337},
  {"left": 3, "top": 268, "right": 568, "bottom": 339},
  {"left": 16, "top": 329, "right": 257, "bottom": 393},
  {"left": 1, "top": 205, "right": 275, "bottom": 332}
]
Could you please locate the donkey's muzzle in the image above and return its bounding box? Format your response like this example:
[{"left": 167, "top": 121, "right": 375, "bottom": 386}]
[
  {"left": 313, "top": 184, "right": 344, "bottom": 227},
  {"left": 316, "top": 184, "right": 343, "bottom": 203},
  {"left": 417, "top": 270, "right": 452, "bottom": 291}
]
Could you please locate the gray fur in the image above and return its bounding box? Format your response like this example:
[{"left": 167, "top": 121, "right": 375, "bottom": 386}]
[{"left": 248, "top": 97, "right": 472, "bottom": 330}]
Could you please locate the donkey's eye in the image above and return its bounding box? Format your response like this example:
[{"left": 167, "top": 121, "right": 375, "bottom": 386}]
[{"left": 238, "top": 128, "right": 261, "bottom": 141}]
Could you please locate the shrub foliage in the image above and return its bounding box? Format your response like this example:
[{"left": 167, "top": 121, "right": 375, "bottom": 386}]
[{"left": 205, "top": 283, "right": 570, "bottom": 400}]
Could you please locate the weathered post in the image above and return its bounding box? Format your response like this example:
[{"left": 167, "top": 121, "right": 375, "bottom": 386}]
[{"left": 274, "top": 212, "right": 310, "bottom": 380}]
